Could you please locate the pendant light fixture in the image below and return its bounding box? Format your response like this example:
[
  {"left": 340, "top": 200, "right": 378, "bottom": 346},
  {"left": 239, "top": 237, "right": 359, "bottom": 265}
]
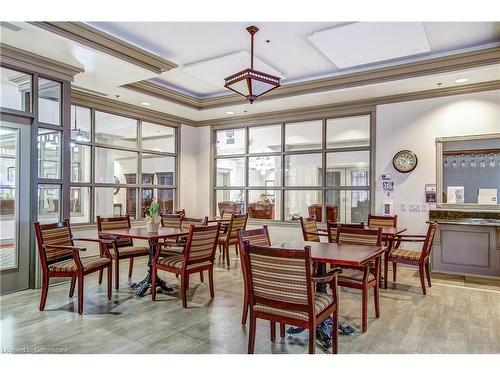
[{"left": 224, "top": 25, "right": 281, "bottom": 103}]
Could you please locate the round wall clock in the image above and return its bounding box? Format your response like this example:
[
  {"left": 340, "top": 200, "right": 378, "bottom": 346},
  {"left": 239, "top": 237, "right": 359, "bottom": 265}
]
[{"left": 393, "top": 150, "right": 418, "bottom": 173}]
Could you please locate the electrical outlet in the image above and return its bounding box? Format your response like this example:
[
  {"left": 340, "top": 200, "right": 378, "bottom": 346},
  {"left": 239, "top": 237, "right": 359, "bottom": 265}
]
[{"left": 400, "top": 203, "right": 406, "bottom": 212}]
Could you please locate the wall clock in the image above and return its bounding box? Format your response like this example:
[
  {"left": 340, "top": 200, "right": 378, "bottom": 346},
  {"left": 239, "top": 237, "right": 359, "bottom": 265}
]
[{"left": 393, "top": 150, "right": 418, "bottom": 173}]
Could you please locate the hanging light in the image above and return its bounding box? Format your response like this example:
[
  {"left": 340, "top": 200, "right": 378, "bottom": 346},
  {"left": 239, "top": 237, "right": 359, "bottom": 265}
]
[{"left": 224, "top": 25, "right": 281, "bottom": 104}]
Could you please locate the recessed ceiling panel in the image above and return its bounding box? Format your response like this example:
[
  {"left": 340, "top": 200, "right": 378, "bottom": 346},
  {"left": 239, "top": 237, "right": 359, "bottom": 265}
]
[
  {"left": 308, "top": 22, "right": 431, "bottom": 68},
  {"left": 182, "top": 51, "right": 285, "bottom": 89}
]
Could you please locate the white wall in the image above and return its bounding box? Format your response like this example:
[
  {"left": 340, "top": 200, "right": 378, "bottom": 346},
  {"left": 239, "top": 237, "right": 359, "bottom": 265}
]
[{"left": 375, "top": 89, "right": 500, "bottom": 234}]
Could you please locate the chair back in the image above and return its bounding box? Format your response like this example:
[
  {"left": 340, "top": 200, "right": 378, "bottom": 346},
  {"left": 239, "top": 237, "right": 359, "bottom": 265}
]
[
  {"left": 96, "top": 215, "right": 133, "bottom": 247},
  {"left": 244, "top": 243, "right": 314, "bottom": 316},
  {"left": 237, "top": 226, "right": 271, "bottom": 250},
  {"left": 165, "top": 209, "right": 186, "bottom": 216},
  {"left": 368, "top": 214, "right": 397, "bottom": 228},
  {"left": 337, "top": 226, "right": 382, "bottom": 247},
  {"left": 221, "top": 210, "right": 234, "bottom": 220},
  {"left": 226, "top": 213, "right": 248, "bottom": 240},
  {"left": 300, "top": 216, "right": 320, "bottom": 242},
  {"left": 183, "top": 224, "right": 221, "bottom": 266},
  {"left": 419, "top": 222, "right": 438, "bottom": 261},
  {"left": 161, "top": 214, "right": 183, "bottom": 228},
  {"left": 181, "top": 216, "right": 208, "bottom": 231},
  {"left": 34, "top": 219, "right": 74, "bottom": 267}
]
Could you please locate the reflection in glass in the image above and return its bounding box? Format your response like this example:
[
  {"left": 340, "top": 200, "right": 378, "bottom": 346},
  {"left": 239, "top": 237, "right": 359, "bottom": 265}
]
[
  {"left": 215, "top": 190, "right": 245, "bottom": 216},
  {"left": 38, "top": 185, "right": 61, "bottom": 223},
  {"left": 249, "top": 125, "right": 281, "bottom": 153},
  {"left": 285, "top": 154, "right": 322, "bottom": 186},
  {"left": 216, "top": 158, "right": 245, "bottom": 187},
  {"left": 285, "top": 120, "right": 322, "bottom": 151},
  {"left": 142, "top": 154, "right": 175, "bottom": 185},
  {"left": 95, "top": 187, "right": 137, "bottom": 219},
  {"left": 0, "top": 66, "right": 31, "bottom": 112},
  {"left": 326, "top": 190, "right": 370, "bottom": 223},
  {"left": 326, "top": 115, "right": 370, "bottom": 148},
  {"left": 248, "top": 190, "right": 281, "bottom": 220},
  {"left": 140, "top": 188, "right": 174, "bottom": 217},
  {"left": 284, "top": 190, "right": 322, "bottom": 221},
  {"left": 70, "top": 106, "right": 91, "bottom": 142},
  {"left": 248, "top": 156, "right": 281, "bottom": 186},
  {"left": 38, "top": 129, "right": 61, "bottom": 179},
  {"left": 95, "top": 111, "right": 137, "bottom": 148},
  {"left": 326, "top": 151, "right": 370, "bottom": 187},
  {"left": 95, "top": 148, "right": 137, "bottom": 184},
  {"left": 38, "top": 78, "right": 61, "bottom": 125},
  {"left": 216, "top": 128, "right": 245, "bottom": 155},
  {"left": 70, "top": 187, "right": 90, "bottom": 224},
  {"left": 142, "top": 122, "right": 175, "bottom": 153},
  {"left": 70, "top": 144, "right": 91, "bottom": 183}
]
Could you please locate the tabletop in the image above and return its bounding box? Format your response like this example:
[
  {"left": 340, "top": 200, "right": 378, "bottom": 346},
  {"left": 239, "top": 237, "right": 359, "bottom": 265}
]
[
  {"left": 99, "top": 226, "right": 189, "bottom": 240},
  {"left": 316, "top": 224, "right": 407, "bottom": 236},
  {"left": 270, "top": 240, "right": 387, "bottom": 267}
]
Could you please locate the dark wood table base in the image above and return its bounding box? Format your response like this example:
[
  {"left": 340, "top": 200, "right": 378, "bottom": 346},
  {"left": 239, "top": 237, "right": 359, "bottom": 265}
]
[{"left": 133, "top": 241, "right": 173, "bottom": 297}]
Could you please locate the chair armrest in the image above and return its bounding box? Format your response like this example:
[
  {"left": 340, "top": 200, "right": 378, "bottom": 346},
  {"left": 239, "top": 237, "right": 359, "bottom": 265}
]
[
  {"left": 312, "top": 268, "right": 343, "bottom": 283},
  {"left": 73, "top": 237, "right": 114, "bottom": 245},
  {"left": 317, "top": 228, "right": 328, "bottom": 233},
  {"left": 393, "top": 234, "right": 426, "bottom": 243},
  {"left": 43, "top": 244, "right": 86, "bottom": 251},
  {"left": 305, "top": 231, "right": 328, "bottom": 237}
]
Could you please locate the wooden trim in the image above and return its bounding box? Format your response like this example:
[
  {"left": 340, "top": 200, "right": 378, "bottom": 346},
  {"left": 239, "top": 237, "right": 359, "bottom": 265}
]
[
  {"left": 0, "top": 43, "right": 83, "bottom": 82},
  {"left": 122, "top": 46, "right": 500, "bottom": 110},
  {"left": 28, "top": 22, "right": 177, "bottom": 74},
  {"left": 70, "top": 90, "right": 195, "bottom": 127}
]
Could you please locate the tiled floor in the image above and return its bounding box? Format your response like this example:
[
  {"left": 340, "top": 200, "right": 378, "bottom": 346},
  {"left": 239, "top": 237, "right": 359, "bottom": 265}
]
[{"left": 1, "top": 253, "right": 499, "bottom": 354}]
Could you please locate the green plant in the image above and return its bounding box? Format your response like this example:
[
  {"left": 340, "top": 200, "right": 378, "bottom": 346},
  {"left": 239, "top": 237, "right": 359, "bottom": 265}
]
[{"left": 144, "top": 200, "right": 161, "bottom": 224}]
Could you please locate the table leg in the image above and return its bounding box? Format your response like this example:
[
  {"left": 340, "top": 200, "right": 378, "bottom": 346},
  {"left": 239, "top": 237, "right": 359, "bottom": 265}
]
[
  {"left": 134, "top": 240, "right": 173, "bottom": 297},
  {"left": 383, "top": 237, "right": 394, "bottom": 289}
]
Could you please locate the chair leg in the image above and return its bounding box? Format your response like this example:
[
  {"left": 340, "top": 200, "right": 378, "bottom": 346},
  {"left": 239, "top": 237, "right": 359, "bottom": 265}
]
[
  {"left": 361, "top": 287, "right": 368, "bottom": 333},
  {"left": 392, "top": 261, "right": 397, "bottom": 282},
  {"left": 241, "top": 285, "right": 249, "bottom": 325},
  {"left": 280, "top": 324, "right": 286, "bottom": 339},
  {"left": 425, "top": 261, "right": 432, "bottom": 287},
  {"left": 332, "top": 308, "right": 338, "bottom": 354},
  {"left": 309, "top": 325, "right": 316, "bottom": 354},
  {"left": 180, "top": 274, "right": 188, "bottom": 308},
  {"left": 77, "top": 275, "right": 84, "bottom": 315},
  {"left": 419, "top": 264, "right": 427, "bottom": 295},
  {"left": 248, "top": 312, "right": 256, "bottom": 354},
  {"left": 128, "top": 258, "right": 134, "bottom": 279},
  {"left": 98, "top": 269, "right": 103, "bottom": 284},
  {"left": 151, "top": 266, "right": 157, "bottom": 301},
  {"left": 270, "top": 321, "right": 276, "bottom": 342},
  {"left": 69, "top": 277, "right": 76, "bottom": 298},
  {"left": 199, "top": 271, "right": 204, "bottom": 283},
  {"left": 107, "top": 266, "right": 112, "bottom": 300},
  {"left": 114, "top": 258, "right": 120, "bottom": 291},
  {"left": 235, "top": 243, "right": 239, "bottom": 256},
  {"left": 208, "top": 268, "right": 215, "bottom": 299},
  {"left": 384, "top": 253, "right": 389, "bottom": 289},
  {"left": 225, "top": 244, "right": 230, "bottom": 268},
  {"left": 39, "top": 274, "right": 49, "bottom": 311},
  {"left": 374, "top": 285, "right": 380, "bottom": 318}
]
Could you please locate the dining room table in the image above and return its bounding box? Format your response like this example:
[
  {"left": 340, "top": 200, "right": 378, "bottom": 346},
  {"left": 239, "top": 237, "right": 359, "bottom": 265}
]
[{"left": 98, "top": 226, "right": 189, "bottom": 297}]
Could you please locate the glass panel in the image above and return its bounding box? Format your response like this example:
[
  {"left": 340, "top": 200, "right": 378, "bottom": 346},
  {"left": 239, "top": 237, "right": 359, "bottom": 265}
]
[
  {"left": 141, "top": 154, "right": 176, "bottom": 185},
  {"left": 216, "top": 158, "right": 245, "bottom": 187},
  {"left": 70, "top": 187, "right": 91, "bottom": 224},
  {"left": 326, "top": 190, "right": 370, "bottom": 223},
  {"left": 215, "top": 190, "right": 245, "bottom": 216},
  {"left": 326, "top": 115, "right": 370, "bottom": 148},
  {"left": 95, "top": 187, "right": 137, "bottom": 219},
  {"left": 0, "top": 66, "right": 31, "bottom": 112},
  {"left": 140, "top": 188, "right": 174, "bottom": 217},
  {"left": 95, "top": 111, "right": 137, "bottom": 148},
  {"left": 249, "top": 156, "right": 281, "bottom": 186},
  {"left": 38, "top": 78, "right": 61, "bottom": 125},
  {"left": 142, "top": 122, "right": 175, "bottom": 153},
  {"left": 70, "top": 144, "right": 91, "bottom": 183},
  {"left": 284, "top": 153, "right": 322, "bottom": 186},
  {"left": 0, "top": 126, "right": 18, "bottom": 270},
  {"left": 285, "top": 120, "right": 322, "bottom": 151},
  {"left": 249, "top": 124, "right": 281, "bottom": 153},
  {"left": 216, "top": 128, "right": 245, "bottom": 155},
  {"left": 70, "top": 106, "right": 91, "bottom": 142},
  {"left": 95, "top": 148, "right": 137, "bottom": 184},
  {"left": 248, "top": 190, "right": 281, "bottom": 220},
  {"left": 38, "top": 129, "right": 61, "bottom": 179},
  {"left": 326, "top": 151, "right": 370, "bottom": 187},
  {"left": 284, "top": 190, "right": 322, "bottom": 221},
  {"left": 38, "top": 184, "right": 61, "bottom": 223}
]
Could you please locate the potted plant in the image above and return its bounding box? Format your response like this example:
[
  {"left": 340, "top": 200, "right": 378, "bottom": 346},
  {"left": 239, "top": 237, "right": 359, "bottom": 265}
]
[{"left": 145, "top": 200, "right": 161, "bottom": 232}]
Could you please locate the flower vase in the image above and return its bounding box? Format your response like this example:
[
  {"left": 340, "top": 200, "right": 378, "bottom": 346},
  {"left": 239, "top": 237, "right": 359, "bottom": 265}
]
[{"left": 148, "top": 222, "right": 160, "bottom": 233}]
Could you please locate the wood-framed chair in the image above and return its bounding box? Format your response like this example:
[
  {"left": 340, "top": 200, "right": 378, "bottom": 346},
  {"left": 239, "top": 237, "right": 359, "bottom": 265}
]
[
  {"left": 152, "top": 223, "right": 221, "bottom": 307},
  {"left": 217, "top": 213, "right": 248, "bottom": 268},
  {"left": 164, "top": 209, "right": 186, "bottom": 216},
  {"left": 326, "top": 221, "right": 365, "bottom": 243},
  {"left": 34, "top": 219, "right": 113, "bottom": 315},
  {"left": 299, "top": 216, "right": 328, "bottom": 242},
  {"left": 221, "top": 210, "right": 236, "bottom": 220},
  {"left": 161, "top": 213, "right": 183, "bottom": 228},
  {"left": 336, "top": 226, "right": 383, "bottom": 332},
  {"left": 388, "top": 221, "right": 438, "bottom": 295},
  {"left": 368, "top": 214, "right": 397, "bottom": 229},
  {"left": 96, "top": 215, "right": 150, "bottom": 290},
  {"left": 243, "top": 242, "right": 342, "bottom": 354}
]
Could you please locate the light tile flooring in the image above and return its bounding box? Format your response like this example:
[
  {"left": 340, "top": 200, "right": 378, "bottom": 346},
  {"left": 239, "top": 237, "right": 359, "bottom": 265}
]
[{"left": 1, "top": 253, "right": 500, "bottom": 354}]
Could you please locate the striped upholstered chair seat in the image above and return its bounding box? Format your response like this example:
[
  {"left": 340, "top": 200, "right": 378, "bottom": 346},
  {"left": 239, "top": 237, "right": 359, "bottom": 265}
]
[
  {"left": 389, "top": 248, "right": 421, "bottom": 262},
  {"left": 337, "top": 268, "right": 376, "bottom": 284},
  {"left": 49, "top": 256, "right": 111, "bottom": 273},
  {"left": 114, "top": 246, "right": 149, "bottom": 256},
  {"left": 157, "top": 254, "right": 212, "bottom": 270},
  {"left": 253, "top": 292, "right": 335, "bottom": 321}
]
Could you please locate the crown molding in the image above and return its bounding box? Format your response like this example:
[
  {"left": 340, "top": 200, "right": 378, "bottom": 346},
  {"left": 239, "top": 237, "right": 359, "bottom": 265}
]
[
  {"left": 122, "top": 46, "right": 500, "bottom": 111},
  {"left": 29, "top": 22, "right": 178, "bottom": 74},
  {"left": 0, "top": 43, "right": 84, "bottom": 82}
]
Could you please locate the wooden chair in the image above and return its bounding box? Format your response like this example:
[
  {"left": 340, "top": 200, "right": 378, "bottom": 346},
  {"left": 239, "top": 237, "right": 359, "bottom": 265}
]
[
  {"left": 96, "top": 215, "right": 150, "bottom": 290},
  {"left": 336, "top": 226, "right": 382, "bottom": 333},
  {"left": 152, "top": 223, "right": 221, "bottom": 307},
  {"left": 388, "top": 222, "right": 438, "bottom": 295},
  {"left": 243, "top": 242, "right": 342, "bottom": 354},
  {"left": 34, "top": 220, "right": 113, "bottom": 315},
  {"left": 326, "top": 221, "right": 365, "bottom": 243},
  {"left": 161, "top": 213, "right": 183, "bottom": 228},
  {"left": 299, "top": 216, "right": 328, "bottom": 242},
  {"left": 368, "top": 214, "right": 397, "bottom": 228},
  {"left": 217, "top": 213, "right": 248, "bottom": 268}
]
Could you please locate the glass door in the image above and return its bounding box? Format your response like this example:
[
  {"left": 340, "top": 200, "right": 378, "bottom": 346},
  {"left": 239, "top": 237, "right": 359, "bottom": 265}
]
[{"left": 0, "top": 120, "right": 31, "bottom": 294}]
